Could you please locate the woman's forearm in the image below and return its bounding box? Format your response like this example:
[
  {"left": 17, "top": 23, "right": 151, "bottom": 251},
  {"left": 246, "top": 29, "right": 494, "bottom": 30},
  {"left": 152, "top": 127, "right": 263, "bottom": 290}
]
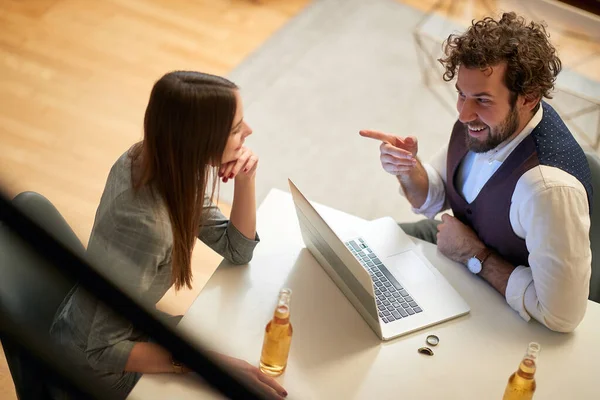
[
  {"left": 229, "top": 176, "right": 257, "bottom": 239},
  {"left": 124, "top": 342, "right": 174, "bottom": 373}
]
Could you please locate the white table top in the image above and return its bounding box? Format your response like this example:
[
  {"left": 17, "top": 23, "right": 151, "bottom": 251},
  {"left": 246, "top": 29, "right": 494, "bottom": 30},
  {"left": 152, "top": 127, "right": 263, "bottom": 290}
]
[{"left": 130, "top": 188, "right": 600, "bottom": 400}]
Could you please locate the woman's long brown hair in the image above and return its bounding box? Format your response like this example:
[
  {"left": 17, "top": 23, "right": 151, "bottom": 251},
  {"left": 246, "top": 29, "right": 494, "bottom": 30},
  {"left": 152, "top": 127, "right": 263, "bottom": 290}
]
[{"left": 130, "top": 71, "right": 238, "bottom": 290}]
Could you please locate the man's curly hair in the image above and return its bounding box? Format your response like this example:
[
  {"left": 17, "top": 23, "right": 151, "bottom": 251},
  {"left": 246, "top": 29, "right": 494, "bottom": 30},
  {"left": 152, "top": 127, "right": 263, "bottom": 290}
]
[{"left": 439, "top": 12, "right": 562, "bottom": 106}]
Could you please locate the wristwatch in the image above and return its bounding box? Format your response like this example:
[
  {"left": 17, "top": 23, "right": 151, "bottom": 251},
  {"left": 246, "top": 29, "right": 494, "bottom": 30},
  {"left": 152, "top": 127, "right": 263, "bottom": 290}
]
[
  {"left": 171, "top": 355, "right": 185, "bottom": 374},
  {"left": 466, "top": 248, "right": 492, "bottom": 275}
]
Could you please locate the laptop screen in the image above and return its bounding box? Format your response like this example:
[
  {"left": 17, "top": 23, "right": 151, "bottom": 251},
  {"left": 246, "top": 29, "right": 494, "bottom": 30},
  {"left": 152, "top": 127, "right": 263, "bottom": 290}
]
[{"left": 289, "top": 180, "right": 379, "bottom": 325}]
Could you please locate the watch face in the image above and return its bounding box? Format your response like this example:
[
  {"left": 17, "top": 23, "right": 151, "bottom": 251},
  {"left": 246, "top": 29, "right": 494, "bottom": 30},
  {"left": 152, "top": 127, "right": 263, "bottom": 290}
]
[{"left": 467, "top": 257, "right": 482, "bottom": 274}]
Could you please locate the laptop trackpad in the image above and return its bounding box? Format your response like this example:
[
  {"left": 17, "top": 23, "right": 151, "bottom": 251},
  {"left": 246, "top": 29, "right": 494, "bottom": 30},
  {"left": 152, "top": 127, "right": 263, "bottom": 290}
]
[{"left": 385, "top": 251, "right": 436, "bottom": 286}]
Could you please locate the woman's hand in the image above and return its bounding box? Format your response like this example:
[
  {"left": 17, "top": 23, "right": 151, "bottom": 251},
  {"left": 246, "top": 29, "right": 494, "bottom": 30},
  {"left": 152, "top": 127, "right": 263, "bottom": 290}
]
[
  {"left": 214, "top": 354, "right": 287, "bottom": 399},
  {"left": 219, "top": 147, "right": 258, "bottom": 183}
]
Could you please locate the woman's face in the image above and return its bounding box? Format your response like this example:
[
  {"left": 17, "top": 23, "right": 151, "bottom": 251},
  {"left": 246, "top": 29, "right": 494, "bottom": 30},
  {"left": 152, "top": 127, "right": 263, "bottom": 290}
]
[{"left": 221, "top": 90, "right": 253, "bottom": 164}]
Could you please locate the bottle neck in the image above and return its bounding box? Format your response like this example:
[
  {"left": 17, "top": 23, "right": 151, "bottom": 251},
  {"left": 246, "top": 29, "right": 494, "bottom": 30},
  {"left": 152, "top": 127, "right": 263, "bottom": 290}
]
[
  {"left": 517, "top": 342, "right": 540, "bottom": 380},
  {"left": 273, "top": 305, "right": 290, "bottom": 324},
  {"left": 273, "top": 289, "right": 291, "bottom": 325},
  {"left": 516, "top": 358, "right": 536, "bottom": 380}
]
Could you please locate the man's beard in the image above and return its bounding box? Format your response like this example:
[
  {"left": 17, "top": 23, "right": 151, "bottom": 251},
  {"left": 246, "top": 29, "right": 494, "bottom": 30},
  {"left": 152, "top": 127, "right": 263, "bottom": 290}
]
[{"left": 465, "top": 105, "right": 520, "bottom": 153}]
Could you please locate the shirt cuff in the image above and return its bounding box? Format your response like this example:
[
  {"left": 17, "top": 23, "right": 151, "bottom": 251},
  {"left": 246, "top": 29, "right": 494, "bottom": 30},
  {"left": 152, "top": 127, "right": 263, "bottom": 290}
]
[
  {"left": 505, "top": 265, "right": 534, "bottom": 321},
  {"left": 225, "top": 222, "right": 260, "bottom": 263},
  {"left": 404, "top": 164, "right": 444, "bottom": 219},
  {"left": 227, "top": 222, "right": 260, "bottom": 245}
]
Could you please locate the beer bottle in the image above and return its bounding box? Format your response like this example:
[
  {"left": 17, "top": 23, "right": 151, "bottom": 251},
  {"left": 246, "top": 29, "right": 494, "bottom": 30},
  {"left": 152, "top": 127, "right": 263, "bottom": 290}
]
[
  {"left": 259, "top": 288, "right": 293, "bottom": 376},
  {"left": 502, "top": 342, "right": 541, "bottom": 400}
]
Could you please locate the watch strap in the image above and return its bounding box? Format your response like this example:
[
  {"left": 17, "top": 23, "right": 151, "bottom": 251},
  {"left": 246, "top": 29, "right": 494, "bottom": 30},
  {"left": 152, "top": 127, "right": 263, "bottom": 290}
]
[{"left": 475, "top": 247, "right": 492, "bottom": 265}]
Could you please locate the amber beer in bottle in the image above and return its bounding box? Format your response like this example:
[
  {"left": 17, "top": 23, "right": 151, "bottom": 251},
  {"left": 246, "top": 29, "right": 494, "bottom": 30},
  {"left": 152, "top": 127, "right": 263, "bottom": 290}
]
[
  {"left": 259, "top": 288, "right": 293, "bottom": 376},
  {"left": 502, "top": 342, "right": 541, "bottom": 400}
]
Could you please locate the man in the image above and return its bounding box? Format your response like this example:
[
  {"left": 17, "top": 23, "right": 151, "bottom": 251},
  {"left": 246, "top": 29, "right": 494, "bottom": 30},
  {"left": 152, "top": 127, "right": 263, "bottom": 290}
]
[{"left": 361, "top": 12, "right": 592, "bottom": 333}]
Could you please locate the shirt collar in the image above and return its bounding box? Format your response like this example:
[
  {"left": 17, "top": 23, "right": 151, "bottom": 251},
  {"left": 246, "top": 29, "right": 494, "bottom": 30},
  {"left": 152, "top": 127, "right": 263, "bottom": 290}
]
[{"left": 479, "top": 103, "right": 544, "bottom": 164}]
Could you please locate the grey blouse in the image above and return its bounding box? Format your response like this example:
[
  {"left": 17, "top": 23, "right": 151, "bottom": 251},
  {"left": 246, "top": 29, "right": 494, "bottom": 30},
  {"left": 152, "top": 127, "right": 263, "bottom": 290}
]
[{"left": 49, "top": 150, "right": 259, "bottom": 397}]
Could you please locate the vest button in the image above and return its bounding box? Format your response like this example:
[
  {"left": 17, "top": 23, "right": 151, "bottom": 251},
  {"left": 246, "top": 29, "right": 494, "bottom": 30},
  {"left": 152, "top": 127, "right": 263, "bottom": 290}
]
[{"left": 466, "top": 208, "right": 472, "bottom": 215}]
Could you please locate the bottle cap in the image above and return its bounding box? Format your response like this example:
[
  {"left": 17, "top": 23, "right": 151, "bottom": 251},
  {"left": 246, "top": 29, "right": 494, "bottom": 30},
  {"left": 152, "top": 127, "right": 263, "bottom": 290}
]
[
  {"left": 426, "top": 335, "right": 439, "bottom": 346},
  {"left": 418, "top": 347, "right": 434, "bottom": 356}
]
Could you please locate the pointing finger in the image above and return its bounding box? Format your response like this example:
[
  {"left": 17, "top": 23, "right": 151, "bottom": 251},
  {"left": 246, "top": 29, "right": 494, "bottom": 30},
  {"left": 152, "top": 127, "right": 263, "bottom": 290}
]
[{"left": 359, "top": 129, "right": 397, "bottom": 144}]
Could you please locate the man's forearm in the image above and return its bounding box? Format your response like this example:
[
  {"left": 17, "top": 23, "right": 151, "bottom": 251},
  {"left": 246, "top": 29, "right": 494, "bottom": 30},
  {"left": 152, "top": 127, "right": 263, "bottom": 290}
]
[
  {"left": 478, "top": 252, "right": 516, "bottom": 297},
  {"left": 397, "top": 160, "right": 429, "bottom": 209}
]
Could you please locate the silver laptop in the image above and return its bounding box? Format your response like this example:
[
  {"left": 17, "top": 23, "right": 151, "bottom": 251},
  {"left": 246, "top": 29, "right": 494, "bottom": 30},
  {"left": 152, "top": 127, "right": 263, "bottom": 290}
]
[{"left": 288, "top": 179, "right": 470, "bottom": 340}]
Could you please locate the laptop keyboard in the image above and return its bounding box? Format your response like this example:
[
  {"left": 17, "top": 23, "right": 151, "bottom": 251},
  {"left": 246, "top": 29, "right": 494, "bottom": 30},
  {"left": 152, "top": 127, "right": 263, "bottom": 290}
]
[{"left": 344, "top": 238, "right": 423, "bottom": 324}]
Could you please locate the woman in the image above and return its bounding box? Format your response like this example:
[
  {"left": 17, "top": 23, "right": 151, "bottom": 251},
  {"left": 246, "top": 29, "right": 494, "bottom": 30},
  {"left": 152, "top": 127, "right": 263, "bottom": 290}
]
[{"left": 49, "top": 71, "right": 286, "bottom": 399}]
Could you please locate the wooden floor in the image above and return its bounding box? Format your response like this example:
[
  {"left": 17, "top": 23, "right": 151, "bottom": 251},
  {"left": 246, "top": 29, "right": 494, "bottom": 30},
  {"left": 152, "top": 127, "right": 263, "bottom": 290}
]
[{"left": 1, "top": 1, "right": 599, "bottom": 398}]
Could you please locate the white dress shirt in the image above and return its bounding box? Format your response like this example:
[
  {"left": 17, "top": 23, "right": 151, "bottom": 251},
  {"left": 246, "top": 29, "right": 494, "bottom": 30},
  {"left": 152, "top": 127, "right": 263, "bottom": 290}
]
[{"left": 409, "top": 106, "right": 592, "bottom": 332}]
